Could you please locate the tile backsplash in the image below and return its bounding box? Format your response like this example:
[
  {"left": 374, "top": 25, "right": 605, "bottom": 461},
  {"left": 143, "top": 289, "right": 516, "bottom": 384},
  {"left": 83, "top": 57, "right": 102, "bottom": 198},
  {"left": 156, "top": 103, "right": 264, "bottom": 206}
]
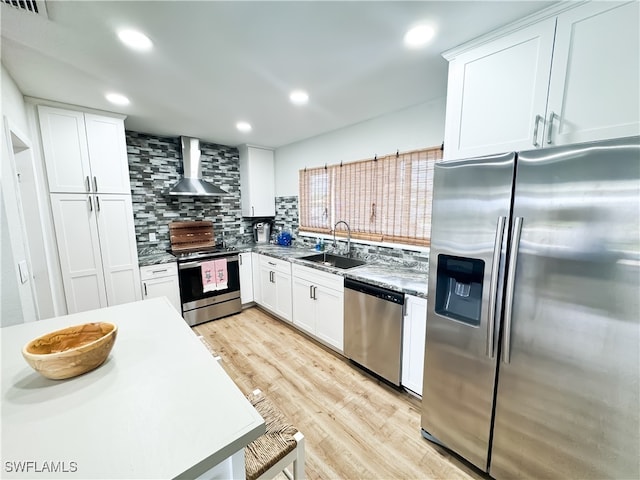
[
  {"left": 273, "top": 195, "right": 428, "bottom": 269},
  {"left": 126, "top": 131, "right": 254, "bottom": 250},
  {"left": 126, "top": 132, "right": 427, "bottom": 268}
]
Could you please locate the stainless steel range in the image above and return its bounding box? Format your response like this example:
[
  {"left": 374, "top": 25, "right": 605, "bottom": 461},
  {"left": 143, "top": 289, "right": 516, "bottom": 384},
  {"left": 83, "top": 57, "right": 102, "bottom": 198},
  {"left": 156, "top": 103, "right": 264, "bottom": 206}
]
[{"left": 168, "top": 221, "right": 241, "bottom": 326}]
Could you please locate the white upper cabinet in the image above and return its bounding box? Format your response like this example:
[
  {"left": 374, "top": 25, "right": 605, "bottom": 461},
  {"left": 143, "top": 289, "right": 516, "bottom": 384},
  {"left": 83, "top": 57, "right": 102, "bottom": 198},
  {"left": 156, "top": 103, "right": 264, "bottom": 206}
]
[
  {"left": 84, "top": 113, "right": 132, "bottom": 194},
  {"left": 443, "top": 1, "right": 639, "bottom": 159},
  {"left": 38, "top": 106, "right": 92, "bottom": 193},
  {"left": 38, "top": 105, "right": 131, "bottom": 194},
  {"left": 443, "top": 19, "right": 556, "bottom": 160},
  {"left": 545, "top": 1, "right": 640, "bottom": 147},
  {"left": 239, "top": 145, "right": 275, "bottom": 217}
]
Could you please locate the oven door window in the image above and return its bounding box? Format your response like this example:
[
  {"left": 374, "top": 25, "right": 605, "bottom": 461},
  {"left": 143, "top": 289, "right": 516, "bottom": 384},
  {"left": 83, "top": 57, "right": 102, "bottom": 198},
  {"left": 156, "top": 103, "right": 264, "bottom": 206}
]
[{"left": 178, "top": 259, "right": 240, "bottom": 304}]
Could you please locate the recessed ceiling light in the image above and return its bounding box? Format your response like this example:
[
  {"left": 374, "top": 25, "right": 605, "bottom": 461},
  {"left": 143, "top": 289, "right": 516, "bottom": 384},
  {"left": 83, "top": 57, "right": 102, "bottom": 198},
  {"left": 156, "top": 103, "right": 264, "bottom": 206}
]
[
  {"left": 289, "top": 90, "right": 309, "bottom": 105},
  {"left": 105, "top": 93, "right": 130, "bottom": 106},
  {"left": 404, "top": 25, "right": 435, "bottom": 48},
  {"left": 236, "top": 122, "right": 252, "bottom": 133},
  {"left": 118, "top": 29, "right": 153, "bottom": 51}
]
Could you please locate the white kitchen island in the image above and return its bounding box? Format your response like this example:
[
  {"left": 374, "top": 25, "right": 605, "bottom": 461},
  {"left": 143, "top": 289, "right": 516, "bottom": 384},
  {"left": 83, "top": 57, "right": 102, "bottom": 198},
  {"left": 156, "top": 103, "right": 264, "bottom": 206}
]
[{"left": 1, "top": 297, "right": 265, "bottom": 479}]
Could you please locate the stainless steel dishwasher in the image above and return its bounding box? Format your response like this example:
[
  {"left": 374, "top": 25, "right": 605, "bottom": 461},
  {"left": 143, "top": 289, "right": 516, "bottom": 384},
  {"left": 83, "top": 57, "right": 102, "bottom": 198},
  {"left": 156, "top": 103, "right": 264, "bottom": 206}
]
[{"left": 344, "top": 278, "right": 405, "bottom": 386}]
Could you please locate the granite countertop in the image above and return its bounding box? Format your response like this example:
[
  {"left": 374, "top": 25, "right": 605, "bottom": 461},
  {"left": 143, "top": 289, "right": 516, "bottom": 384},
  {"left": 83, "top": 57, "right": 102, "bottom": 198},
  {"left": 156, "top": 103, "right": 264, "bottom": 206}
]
[
  {"left": 252, "top": 244, "right": 429, "bottom": 298},
  {"left": 137, "top": 243, "right": 429, "bottom": 298},
  {"left": 138, "top": 246, "right": 176, "bottom": 267}
]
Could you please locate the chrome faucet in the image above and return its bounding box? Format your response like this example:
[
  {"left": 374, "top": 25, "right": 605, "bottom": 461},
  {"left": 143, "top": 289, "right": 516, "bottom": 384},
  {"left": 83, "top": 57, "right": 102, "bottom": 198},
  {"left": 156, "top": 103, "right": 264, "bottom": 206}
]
[{"left": 333, "top": 220, "right": 352, "bottom": 257}]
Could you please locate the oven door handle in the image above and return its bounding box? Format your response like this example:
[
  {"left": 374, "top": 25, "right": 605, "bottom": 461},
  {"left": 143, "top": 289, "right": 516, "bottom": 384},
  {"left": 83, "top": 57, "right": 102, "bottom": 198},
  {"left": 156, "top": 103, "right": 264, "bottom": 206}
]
[
  {"left": 178, "top": 256, "right": 239, "bottom": 270},
  {"left": 179, "top": 261, "right": 200, "bottom": 269}
]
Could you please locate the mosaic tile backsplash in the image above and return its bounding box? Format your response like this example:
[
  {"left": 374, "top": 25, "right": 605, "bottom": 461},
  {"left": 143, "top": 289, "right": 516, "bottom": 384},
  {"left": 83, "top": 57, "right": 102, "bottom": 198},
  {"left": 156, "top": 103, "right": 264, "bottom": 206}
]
[
  {"left": 272, "top": 196, "right": 428, "bottom": 269},
  {"left": 126, "top": 131, "right": 255, "bottom": 250},
  {"left": 126, "top": 131, "right": 428, "bottom": 267}
]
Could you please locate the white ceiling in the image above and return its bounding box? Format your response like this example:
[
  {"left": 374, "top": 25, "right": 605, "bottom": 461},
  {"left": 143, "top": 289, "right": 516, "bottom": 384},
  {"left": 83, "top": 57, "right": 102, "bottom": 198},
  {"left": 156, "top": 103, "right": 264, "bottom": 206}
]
[{"left": 1, "top": 1, "right": 556, "bottom": 149}]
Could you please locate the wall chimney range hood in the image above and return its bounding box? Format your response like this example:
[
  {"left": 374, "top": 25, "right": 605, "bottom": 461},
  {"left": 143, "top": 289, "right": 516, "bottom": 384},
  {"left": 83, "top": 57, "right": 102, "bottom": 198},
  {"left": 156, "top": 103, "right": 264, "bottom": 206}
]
[{"left": 166, "top": 136, "right": 228, "bottom": 196}]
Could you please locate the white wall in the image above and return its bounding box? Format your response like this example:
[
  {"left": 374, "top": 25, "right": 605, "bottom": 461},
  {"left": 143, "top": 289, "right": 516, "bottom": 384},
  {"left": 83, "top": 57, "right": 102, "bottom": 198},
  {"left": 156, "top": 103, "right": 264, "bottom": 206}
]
[
  {"left": 274, "top": 97, "right": 446, "bottom": 197},
  {"left": 1, "top": 64, "right": 38, "bottom": 326}
]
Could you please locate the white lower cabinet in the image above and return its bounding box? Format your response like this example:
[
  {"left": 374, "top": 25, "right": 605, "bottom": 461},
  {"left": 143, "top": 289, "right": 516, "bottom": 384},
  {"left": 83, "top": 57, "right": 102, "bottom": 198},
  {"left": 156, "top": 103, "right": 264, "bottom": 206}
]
[
  {"left": 402, "top": 295, "right": 428, "bottom": 396},
  {"left": 50, "top": 193, "right": 141, "bottom": 314},
  {"left": 257, "top": 255, "right": 292, "bottom": 321},
  {"left": 239, "top": 252, "right": 254, "bottom": 304},
  {"left": 292, "top": 264, "right": 344, "bottom": 353},
  {"left": 140, "top": 263, "right": 180, "bottom": 313},
  {"left": 251, "top": 252, "right": 262, "bottom": 304}
]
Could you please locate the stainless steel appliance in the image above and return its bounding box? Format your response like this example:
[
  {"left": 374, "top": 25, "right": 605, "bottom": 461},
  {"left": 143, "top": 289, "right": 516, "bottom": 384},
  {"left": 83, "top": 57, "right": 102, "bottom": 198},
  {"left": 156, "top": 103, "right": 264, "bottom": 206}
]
[
  {"left": 253, "top": 222, "right": 271, "bottom": 244},
  {"left": 344, "top": 278, "right": 404, "bottom": 386},
  {"left": 172, "top": 248, "right": 241, "bottom": 326},
  {"left": 421, "top": 136, "right": 640, "bottom": 479},
  {"left": 165, "top": 136, "right": 228, "bottom": 196},
  {"left": 168, "top": 220, "right": 241, "bottom": 326}
]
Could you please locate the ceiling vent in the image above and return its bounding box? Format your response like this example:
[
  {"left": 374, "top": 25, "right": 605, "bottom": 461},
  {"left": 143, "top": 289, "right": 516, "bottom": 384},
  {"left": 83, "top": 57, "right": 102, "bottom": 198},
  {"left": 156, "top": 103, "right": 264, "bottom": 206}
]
[{"left": 1, "top": 0, "right": 48, "bottom": 17}]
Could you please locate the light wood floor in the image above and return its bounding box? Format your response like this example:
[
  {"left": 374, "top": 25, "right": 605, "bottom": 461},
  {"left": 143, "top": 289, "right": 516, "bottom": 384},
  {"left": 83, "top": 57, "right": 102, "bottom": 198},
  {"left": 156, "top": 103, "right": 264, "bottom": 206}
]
[{"left": 194, "top": 307, "right": 484, "bottom": 480}]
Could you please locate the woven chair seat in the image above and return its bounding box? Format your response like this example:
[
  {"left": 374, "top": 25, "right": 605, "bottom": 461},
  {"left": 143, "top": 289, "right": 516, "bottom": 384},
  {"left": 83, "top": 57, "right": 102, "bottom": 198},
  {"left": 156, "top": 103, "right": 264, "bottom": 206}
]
[{"left": 245, "top": 391, "right": 299, "bottom": 480}]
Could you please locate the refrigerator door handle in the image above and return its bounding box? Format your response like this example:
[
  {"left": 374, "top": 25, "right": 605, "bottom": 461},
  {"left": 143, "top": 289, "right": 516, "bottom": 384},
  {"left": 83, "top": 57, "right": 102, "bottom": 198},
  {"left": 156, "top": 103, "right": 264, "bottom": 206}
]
[
  {"left": 487, "top": 216, "right": 507, "bottom": 357},
  {"left": 503, "top": 216, "right": 523, "bottom": 364}
]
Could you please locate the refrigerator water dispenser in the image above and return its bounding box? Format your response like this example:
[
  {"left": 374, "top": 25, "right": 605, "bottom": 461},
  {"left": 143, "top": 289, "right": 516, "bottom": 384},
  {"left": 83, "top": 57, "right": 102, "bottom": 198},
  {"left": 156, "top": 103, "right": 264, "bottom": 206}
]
[{"left": 435, "top": 255, "right": 485, "bottom": 326}]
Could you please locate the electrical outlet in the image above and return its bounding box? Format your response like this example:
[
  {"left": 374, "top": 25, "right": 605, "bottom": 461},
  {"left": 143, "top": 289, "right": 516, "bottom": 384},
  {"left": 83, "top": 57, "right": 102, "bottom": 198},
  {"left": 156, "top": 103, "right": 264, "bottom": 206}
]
[{"left": 149, "top": 232, "right": 157, "bottom": 241}]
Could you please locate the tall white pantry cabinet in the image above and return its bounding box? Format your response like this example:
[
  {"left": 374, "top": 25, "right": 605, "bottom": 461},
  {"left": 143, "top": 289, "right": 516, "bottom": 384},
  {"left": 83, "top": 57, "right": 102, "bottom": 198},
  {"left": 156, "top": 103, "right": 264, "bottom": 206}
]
[{"left": 38, "top": 105, "right": 141, "bottom": 314}]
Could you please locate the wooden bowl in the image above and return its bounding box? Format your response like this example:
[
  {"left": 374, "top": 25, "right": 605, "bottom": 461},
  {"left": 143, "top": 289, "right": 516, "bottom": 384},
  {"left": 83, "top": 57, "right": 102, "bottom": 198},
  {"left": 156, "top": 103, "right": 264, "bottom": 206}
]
[{"left": 22, "top": 322, "right": 117, "bottom": 380}]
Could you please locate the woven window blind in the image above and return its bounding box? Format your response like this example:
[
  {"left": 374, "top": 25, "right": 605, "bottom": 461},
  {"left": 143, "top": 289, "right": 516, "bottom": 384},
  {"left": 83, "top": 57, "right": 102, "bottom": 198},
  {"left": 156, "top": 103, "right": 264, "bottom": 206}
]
[
  {"left": 298, "top": 166, "right": 332, "bottom": 235},
  {"left": 299, "top": 145, "right": 442, "bottom": 246}
]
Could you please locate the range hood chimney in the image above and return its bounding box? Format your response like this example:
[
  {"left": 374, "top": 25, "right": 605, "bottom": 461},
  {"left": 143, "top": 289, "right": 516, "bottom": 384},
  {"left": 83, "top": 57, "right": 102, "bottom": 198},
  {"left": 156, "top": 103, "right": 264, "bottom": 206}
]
[{"left": 166, "top": 136, "right": 228, "bottom": 196}]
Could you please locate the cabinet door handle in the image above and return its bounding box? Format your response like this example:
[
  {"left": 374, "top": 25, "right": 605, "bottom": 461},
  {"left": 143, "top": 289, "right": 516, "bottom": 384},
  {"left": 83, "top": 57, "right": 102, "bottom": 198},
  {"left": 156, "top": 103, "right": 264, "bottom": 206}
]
[
  {"left": 313, "top": 286, "right": 317, "bottom": 300},
  {"left": 239, "top": 255, "right": 243, "bottom": 266},
  {"left": 96, "top": 196, "right": 101, "bottom": 212},
  {"left": 93, "top": 176, "right": 98, "bottom": 192},
  {"left": 546, "top": 111, "right": 556, "bottom": 145},
  {"left": 151, "top": 268, "right": 168, "bottom": 274},
  {"left": 88, "top": 196, "right": 93, "bottom": 212},
  {"left": 252, "top": 206, "right": 255, "bottom": 216},
  {"left": 268, "top": 261, "right": 276, "bottom": 266},
  {"left": 309, "top": 285, "right": 314, "bottom": 299},
  {"left": 85, "top": 176, "right": 91, "bottom": 192},
  {"left": 143, "top": 282, "right": 148, "bottom": 296},
  {"left": 532, "top": 114, "right": 542, "bottom": 147}
]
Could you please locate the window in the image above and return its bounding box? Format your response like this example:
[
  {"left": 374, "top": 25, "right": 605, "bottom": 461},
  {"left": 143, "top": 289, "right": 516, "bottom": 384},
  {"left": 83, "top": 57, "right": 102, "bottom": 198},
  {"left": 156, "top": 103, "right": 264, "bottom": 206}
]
[{"left": 298, "top": 146, "right": 442, "bottom": 247}]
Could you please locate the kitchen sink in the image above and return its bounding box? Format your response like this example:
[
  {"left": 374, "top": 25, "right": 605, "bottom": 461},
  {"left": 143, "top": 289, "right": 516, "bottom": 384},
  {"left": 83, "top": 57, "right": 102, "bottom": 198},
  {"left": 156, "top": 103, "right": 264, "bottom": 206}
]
[{"left": 299, "top": 253, "right": 366, "bottom": 269}]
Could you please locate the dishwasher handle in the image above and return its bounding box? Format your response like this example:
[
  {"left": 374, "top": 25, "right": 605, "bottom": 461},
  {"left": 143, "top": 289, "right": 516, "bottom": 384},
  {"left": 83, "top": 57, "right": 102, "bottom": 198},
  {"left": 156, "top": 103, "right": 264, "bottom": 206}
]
[{"left": 344, "top": 278, "right": 404, "bottom": 305}]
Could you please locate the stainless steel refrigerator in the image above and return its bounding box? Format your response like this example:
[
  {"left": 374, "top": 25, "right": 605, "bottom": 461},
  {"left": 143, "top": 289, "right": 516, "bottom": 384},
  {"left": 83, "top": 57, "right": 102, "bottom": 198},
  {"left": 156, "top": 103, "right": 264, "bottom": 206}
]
[{"left": 421, "top": 136, "right": 639, "bottom": 479}]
